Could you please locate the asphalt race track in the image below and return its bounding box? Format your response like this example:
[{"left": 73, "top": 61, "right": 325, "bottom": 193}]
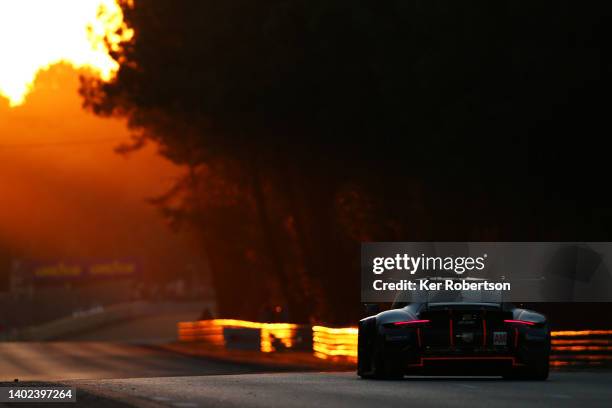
[
  {"left": 71, "top": 371, "right": 612, "bottom": 408},
  {"left": 0, "top": 343, "right": 611, "bottom": 407},
  {"left": 0, "top": 342, "right": 260, "bottom": 381}
]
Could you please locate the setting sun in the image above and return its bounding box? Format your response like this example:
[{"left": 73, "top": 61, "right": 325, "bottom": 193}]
[{"left": 0, "top": 0, "right": 132, "bottom": 107}]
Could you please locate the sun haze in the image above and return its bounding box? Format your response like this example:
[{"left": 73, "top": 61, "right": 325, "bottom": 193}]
[
  {"left": 0, "top": 63, "right": 192, "bottom": 276},
  {"left": 0, "top": 0, "right": 132, "bottom": 107}
]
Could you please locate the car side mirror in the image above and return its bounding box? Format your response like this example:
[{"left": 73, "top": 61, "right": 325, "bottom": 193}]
[{"left": 364, "top": 303, "right": 380, "bottom": 316}]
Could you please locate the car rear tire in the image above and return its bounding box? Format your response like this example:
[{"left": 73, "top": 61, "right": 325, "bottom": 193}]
[
  {"left": 369, "top": 341, "right": 404, "bottom": 380},
  {"left": 358, "top": 337, "right": 404, "bottom": 380},
  {"left": 527, "top": 357, "right": 549, "bottom": 380}
]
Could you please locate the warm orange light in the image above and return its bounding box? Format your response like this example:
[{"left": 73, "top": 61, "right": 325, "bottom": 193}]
[
  {"left": 552, "top": 339, "right": 612, "bottom": 345},
  {"left": 312, "top": 326, "right": 358, "bottom": 360},
  {"left": 551, "top": 330, "right": 612, "bottom": 337},
  {"left": 550, "top": 354, "right": 612, "bottom": 361},
  {"left": 178, "top": 321, "right": 612, "bottom": 367},
  {"left": 0, "top": 0, "right": 132, "bottom": 107},
  {"left": 550, "top": 360, "right": 604, "bottom": 367},
  {"left": 553, "top": 346, "right": 612, "bottom": 352},
  {"left": 177, "top": 319, "right": 300, "bottom": 353}
]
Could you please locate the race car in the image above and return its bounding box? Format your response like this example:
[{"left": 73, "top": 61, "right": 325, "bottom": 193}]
[{"left": 358, "top": 279, "right": 550, "bottom": 380}]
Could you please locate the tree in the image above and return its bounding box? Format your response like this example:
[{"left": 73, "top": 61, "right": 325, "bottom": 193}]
[{"left": 82, "top": 1, "right": 612, "bottom": 322}]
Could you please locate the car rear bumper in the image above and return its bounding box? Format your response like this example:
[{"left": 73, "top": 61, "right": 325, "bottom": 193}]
[
  {"left": 382, "top": 338, "right": 549, "bottom": 374},
  {"left": 404, "top": 355, "right": 521, "bottom": 375}
]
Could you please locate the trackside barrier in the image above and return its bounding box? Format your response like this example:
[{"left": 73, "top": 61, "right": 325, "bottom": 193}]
[
  {"left": 178, "top": 320, "right": 612, "bottom": 367},
  {"left": 311, "top": 328, "right": 612, "bottom": 366},
  {"left": 312, "top": 326, "right": 358, "bottom": 361},
  {"left": 177, "top": 319, "right": 305, "bottom": 352},
  {"left": 551, "top": 329, "right": 612, "bottom": 367}
]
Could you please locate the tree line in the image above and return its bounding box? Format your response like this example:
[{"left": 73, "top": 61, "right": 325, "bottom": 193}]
[{"left": 81, "top": 1, "right": 612, "bottom": 323}]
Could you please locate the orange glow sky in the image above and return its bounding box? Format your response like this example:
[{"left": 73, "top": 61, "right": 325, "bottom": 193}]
[
  {"left": 0, "top": 0, "right": 131, "bottom": 106},
  {"left": 0, "top": 64, "right": 195, "bottom": 274}
]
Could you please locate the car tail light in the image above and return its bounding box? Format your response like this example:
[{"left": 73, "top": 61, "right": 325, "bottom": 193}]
[
  {"left": 392, "top": 319, "right": 430, "bottom": 326},
  {"left": 504, "top": 319, "right": 536, "bottom": 326}
]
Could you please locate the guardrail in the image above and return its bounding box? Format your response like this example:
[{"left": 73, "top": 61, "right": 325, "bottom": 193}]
[
  {"left": 178, "top": 320, "right": 612, "bottom": 367},
  {"left": 178, "top": 319, "right": 305, "bottom": 352},
  {"left": 312, "top": 326, "right": 358, "bottom": 361},
  {"left": 551, "top": 329, "right": 612, "bottom": 367}
]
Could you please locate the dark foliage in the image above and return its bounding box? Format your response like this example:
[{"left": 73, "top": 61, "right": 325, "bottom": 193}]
[{"left": 82, "top": 1, "right": 612, "bottom": 322}]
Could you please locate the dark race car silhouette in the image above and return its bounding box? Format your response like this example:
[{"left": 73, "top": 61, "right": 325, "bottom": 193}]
[{"left": 358, "top": 278, "right": 550, "bottom": 380}]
